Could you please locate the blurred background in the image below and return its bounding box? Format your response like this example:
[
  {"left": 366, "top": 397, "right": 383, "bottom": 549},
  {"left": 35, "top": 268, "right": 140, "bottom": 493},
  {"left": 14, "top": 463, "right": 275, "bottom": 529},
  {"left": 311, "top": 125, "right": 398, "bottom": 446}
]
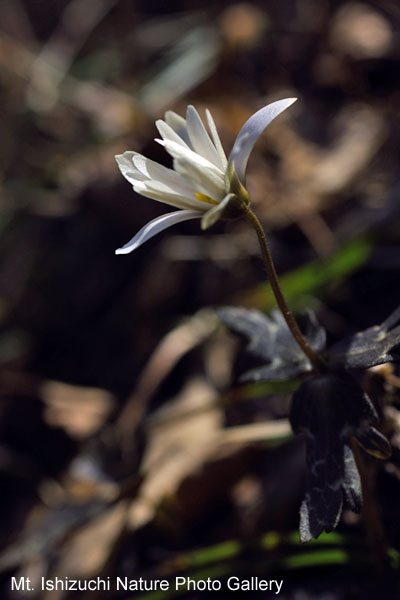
[{"left": 1, "top": 0, "right": 400, "bottom": 597}]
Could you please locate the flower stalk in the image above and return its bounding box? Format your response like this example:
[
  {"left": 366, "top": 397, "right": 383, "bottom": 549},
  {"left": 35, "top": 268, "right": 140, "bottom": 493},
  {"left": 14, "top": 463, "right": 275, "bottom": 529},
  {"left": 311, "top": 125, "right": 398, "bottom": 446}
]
[{"left": 244, "top": 205, "right": 327, "bottom": 372}]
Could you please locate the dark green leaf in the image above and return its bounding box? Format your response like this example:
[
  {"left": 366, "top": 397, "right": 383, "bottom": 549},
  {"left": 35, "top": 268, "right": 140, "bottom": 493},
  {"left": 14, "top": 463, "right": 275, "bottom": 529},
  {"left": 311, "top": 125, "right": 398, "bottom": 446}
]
[
  {"left": 290, "top": 373, "right": 390, "bottom": 542},
  {"left": 329, "top": 305, "right": 400, "bottom": 370},
  {"left": 217, "top": 307, "right": 326, "bottom": 382}
]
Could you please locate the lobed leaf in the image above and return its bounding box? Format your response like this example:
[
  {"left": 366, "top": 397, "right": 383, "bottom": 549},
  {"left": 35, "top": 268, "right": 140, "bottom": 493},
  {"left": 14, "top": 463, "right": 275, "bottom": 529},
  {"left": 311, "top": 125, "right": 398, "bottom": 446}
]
[
  {"left": 330, "top": 304, "right": 400, "bottom": 370},
  {"left": 290, "top": 373, "right": 390, "bottom": 542},
  {"left": 217, "top": 307, "right": 326, "bottom": 382}
]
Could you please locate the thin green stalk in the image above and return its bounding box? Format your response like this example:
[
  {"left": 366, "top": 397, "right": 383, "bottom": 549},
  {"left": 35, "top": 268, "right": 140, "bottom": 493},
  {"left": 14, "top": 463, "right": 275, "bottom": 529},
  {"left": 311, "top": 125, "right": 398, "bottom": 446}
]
[{"left": 244, "top": 206, "right": 327, "bottom": 372}]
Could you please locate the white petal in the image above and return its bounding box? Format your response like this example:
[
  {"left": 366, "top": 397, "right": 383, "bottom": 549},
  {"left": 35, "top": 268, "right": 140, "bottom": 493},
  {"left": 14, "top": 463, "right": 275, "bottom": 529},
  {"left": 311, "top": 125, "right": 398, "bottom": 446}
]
[
  {"left": 206, "top": 109, "right": 228, "bottom": 169},
  {"left": 164, "top": 111, "right": 191, "bottom": 146},
  {"left": 134, "top": 180, "right": 208, "bottom": 211},
  {"left": 117, "top": 152, "right": 207, "bottom": 210},
  {"left": 173, "top": 157, "right": 225, "bottom": 200},
  {"left": 156, "top": 120, "right": 191, "bottom": 150},
  {"left": 157, "top": 137, "right": 225, "bottom": 200},
  {"left": 115, "top": 210, "right": 201, "bottom": 254},
  {"left": 157, "top": 138, "right": 224, "bottom": 178},
  {"left": 228, "top": 98, "right": 297, "bottom": 183},
  {"left": 186, "top": 105, "right": 224, "bottom": 168},
  {"left": 115, "top": 152, "right": 147, "bottom": 185},
  {"left": 132, "top": 154, "right": 197, "bottom": 198},
  {"left": 201, "top": 193, "right": 235, "bottom": 230}
]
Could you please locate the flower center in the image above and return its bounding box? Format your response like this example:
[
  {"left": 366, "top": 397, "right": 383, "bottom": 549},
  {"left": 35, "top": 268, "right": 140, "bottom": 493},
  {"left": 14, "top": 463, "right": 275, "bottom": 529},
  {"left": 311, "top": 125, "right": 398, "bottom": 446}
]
[{"left": 195, "top": 192, "right": 218, "bottom": 206}]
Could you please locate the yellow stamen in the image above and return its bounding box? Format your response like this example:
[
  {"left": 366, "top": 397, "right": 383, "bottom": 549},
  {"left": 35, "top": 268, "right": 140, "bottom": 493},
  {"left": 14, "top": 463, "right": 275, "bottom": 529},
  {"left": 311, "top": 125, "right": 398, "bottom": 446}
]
[{"left": 195, "top": 192, "right": 218, "bottom": 205}]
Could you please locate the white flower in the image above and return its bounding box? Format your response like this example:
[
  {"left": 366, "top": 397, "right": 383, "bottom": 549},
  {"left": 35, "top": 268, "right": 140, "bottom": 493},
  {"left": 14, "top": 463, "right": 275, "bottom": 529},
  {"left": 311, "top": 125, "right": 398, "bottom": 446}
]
[{"left": 115, "top": 98, "right": 297, "bottom": 254}]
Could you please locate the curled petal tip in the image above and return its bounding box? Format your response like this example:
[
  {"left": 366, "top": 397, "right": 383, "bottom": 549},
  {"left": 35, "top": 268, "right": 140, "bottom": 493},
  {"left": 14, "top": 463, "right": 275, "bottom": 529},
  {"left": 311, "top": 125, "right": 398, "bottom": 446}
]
[
  {"left": 228, "top": 97, "right": 298, "bottom": 184},
  {"left": 115, "top": 209, "right": 202, "bottom": 254}
]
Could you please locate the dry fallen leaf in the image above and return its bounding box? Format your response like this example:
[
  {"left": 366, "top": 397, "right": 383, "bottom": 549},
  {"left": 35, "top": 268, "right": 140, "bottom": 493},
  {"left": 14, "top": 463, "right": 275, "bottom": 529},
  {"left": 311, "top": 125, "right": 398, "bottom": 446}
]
[
  {"left": 40, "top": 501, "right": 129, "bottom": 600},
  {"left": 128, "top": 374, "right": 291, "bottom": 532},
  {"left": 41, "top": 380, "right": 115, "bottom": 439},
  {"left": 128, "top": 376, "right": 222, "bottom": 530}
]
